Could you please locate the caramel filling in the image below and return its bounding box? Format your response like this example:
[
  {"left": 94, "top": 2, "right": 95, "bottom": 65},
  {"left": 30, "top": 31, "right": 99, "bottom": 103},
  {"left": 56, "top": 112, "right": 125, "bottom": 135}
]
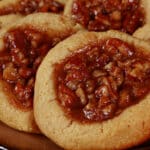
[
  {"left": 0, "top": 0, "right": 64, "bottom": 15},
  {"left": 55, "top": 38, "right": 150, "bottom": 122},
  {"left": 72, "top": 0, "right": 145, "bottom": 34},
  {"left": 0, "top": 27, "right": 52, "bottom": 109}
]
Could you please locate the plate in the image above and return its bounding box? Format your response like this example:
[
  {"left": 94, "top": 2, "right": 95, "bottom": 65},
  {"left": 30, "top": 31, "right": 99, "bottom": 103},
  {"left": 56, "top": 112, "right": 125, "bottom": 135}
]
[{"left": 0, "top": 122, "right": 62, "bottom": 150}]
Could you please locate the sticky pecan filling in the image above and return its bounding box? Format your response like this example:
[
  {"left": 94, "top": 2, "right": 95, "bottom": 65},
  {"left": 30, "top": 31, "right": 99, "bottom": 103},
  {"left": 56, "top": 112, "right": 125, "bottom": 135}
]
[
  {"left": 0, "top": 28, "right": 52, "bottom": 109},
  {"left": 72, "top": 0, "right": 145, "bottom": 34},
  {"left": 55, "top": 38, "right": 150, "bottom": 122},
  {"left": 0, "top": 0, "right": 64, "bottom": 15}
]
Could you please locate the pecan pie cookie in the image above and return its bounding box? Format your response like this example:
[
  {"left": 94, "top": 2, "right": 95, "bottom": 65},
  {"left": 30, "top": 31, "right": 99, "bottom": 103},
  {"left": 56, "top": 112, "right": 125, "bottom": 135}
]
[
  {"left": 0, "top": 13, "right": 78, "bottom": 133},
  {"left": 0, "top": 0, "right": 67, "bottom": 16},
  {"left": 134, "top": 24, "right": 150, "bottom": 42},
  {"left": 64, "top": 0, "right": 150, "bottom": 34},
  {"left": 34, "top": 30, "right": 150, "bottom": 149}
]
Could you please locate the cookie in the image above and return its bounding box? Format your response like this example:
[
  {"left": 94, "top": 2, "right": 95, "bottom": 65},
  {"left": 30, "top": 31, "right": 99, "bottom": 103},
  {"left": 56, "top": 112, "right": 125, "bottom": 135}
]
[
  {"left": 0, "top": 13, "right": 78, "bottom": 133},
  {"left": 0, "top": 14, "right": 22, "bottom": 29},
  {"left": 34, "top": 30, "right": 150, "bottom": 149},
  {"left": 133, "top": 24, "right": 150, "bottom": 42},
  {"left": 64, "top": 0, "right": 150, "bottom": 34}
]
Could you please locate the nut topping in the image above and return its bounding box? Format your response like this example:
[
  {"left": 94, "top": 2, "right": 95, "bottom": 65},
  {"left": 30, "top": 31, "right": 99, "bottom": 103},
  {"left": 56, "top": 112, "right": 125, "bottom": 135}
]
[
  {"left": 3, "top": 64, "right": 19, "bottom": 82},
  {"left": 72, "top": 0, "right": 145, "bottom": 34},
  {"left": 0, "top": 0, "right": 64, "bottom": 15},
  {"left": 92, "top": 70, "right": 107, "bottom": 78},
  {"left": 0, "top": 27, "right": 52, "bottom": 109},
  {"left": 75, "top": 87, "right": 87, "bottom": 105},
  {"left": 55, "top": 38, "right": 150, "bottom": 122},
  {"left": 86, "top": 80, "right": 95, "bottom": 93},
  {"left": 110, "top": 10, "right": 121, "bottom": 21}
]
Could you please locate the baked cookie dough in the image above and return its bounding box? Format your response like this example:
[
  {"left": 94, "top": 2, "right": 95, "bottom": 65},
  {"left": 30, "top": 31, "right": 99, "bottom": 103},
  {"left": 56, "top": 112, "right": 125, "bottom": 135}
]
[
  {"left": 0, "top": 14, "right": 22, "bottom": 29},
  {"left": 133, "top": 24, "right": 150, "bottom": 42},
  {"left": 64, "top": 0, "right": 150, "bottom": 34},
  {"left": 34, "top": 30, "right": 150, "bottom": 149},
  {"left": 0, "top": 0, "right": 67, "bottom": 15},
  {"left": 0, "top": 13, "right": 78, "bottom": 133}
]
